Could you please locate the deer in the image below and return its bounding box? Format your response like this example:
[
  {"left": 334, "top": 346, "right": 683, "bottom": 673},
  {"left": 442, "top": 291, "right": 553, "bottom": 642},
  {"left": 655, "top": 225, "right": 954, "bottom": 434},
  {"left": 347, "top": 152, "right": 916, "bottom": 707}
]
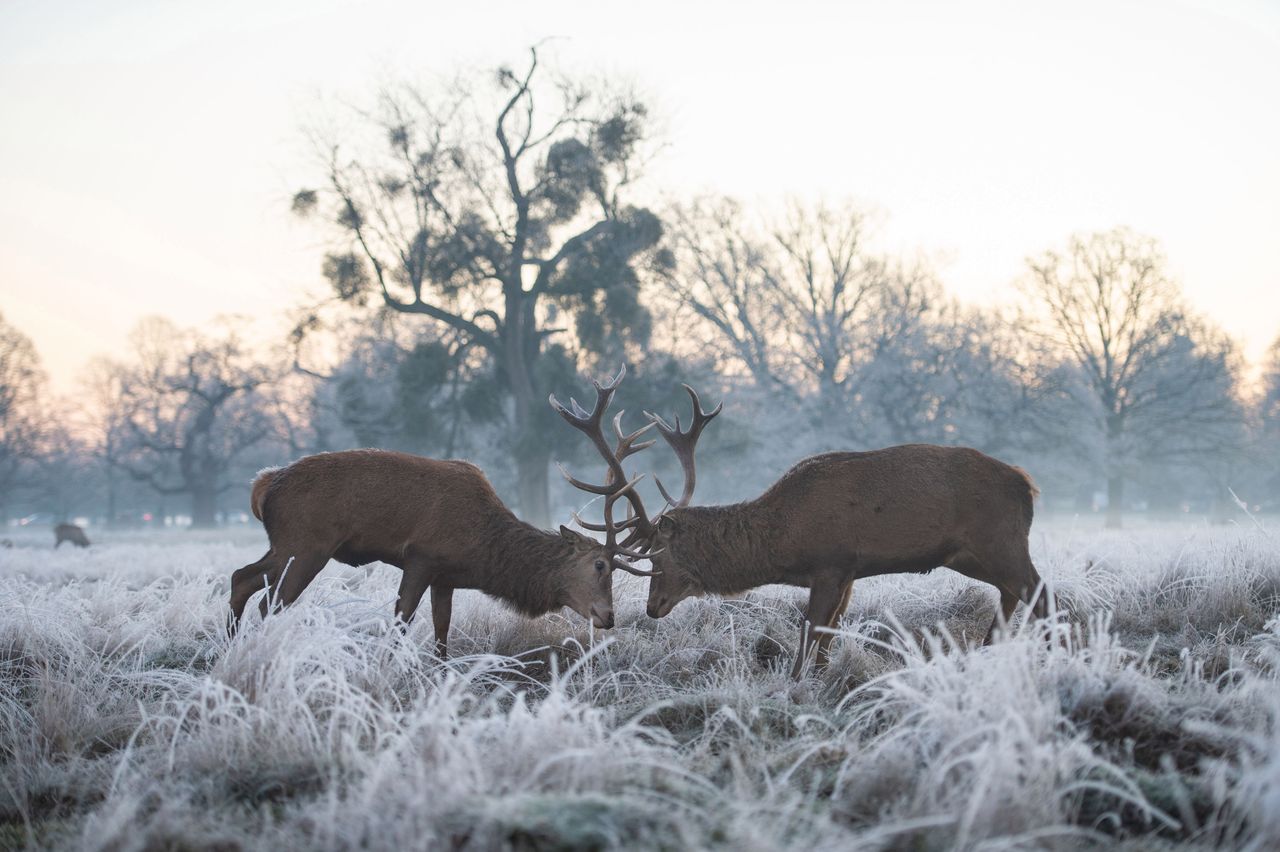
[
  {"left": 54, "top": 523, "right": 90, "bottom": 548},
  {"left": 227, "top": 369, "right": 656, "bottom": 655},
  {"left": 603, "top": 384, "right": 1050, "bottom": 679}
]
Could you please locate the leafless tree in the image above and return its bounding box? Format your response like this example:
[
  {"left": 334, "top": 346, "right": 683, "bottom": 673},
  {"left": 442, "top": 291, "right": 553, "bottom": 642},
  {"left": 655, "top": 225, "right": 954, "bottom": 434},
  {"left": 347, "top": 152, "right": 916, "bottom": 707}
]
[
  {"left": 1022, "top": 228, "right": 1245, "bottom": 526},
  {"left": 109, "top": 317, "right": 277, "bottom": 528},
  {"left": 1259, "top": 337, "right": 1280, "bottom": 507},
  {"left": 79, "top": 357, "right": 130, "bottom": 526},
  {"left": 0, "top": 312, "right": 46, "bottom": 521},
  {"left": 662, "top": 198, "right": 791, "bottom": 390},
  {"left": 665, "top": 198, "right": 952, "bottom": 444},
  {"left": 770, "top": 201, "right": 900, "bottom": 420}
]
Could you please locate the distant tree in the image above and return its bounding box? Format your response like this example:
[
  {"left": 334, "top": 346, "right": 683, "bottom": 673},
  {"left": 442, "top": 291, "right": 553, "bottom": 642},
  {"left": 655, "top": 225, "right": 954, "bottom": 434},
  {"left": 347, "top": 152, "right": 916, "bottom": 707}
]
[
  {"left": 1264, "top": 338, "right": 1280, "bottom": 419},
  {"left": 935, "top": 308, "right": 1083, "bottom": 459},
  {"left": 292, "top": 46, "right": 666, "bottom": 525},
  {"left": 769, "top": 201, "right": 909, "bottom": 425},
  {"left": 665, "top": 197, "right": 942, "bottom": 441},
  {"left": 79, "top": 357, "right": 132, "bottom": 526},
  {"left": 291, "top": 307, "right": 501, "bottom": 460},
  {"left": 109, "top": 317, "right": 276, "bottom": 528},
  {"left": 27, "top": 418, "right": 95, "bottom": 523},
  {"left": 1022, "top": 228, "right": 1245, "bottom": 526},
  {"left": 845, "top": 271, "right": 951, "bottom": 445},
  {"left": 663, "top": 198, "right": 791, "bottom": 391},
  {"left": 0, "top": 313, "right": 46, "bottom": 521},
  {"left": 1260, "top": 337, "right": 1280, "bottom": 507}
]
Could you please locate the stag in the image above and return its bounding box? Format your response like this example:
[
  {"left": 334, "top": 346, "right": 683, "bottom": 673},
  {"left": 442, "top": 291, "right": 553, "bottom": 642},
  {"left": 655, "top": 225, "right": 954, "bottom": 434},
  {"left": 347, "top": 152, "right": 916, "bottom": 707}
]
[
  {"left": 618, "top": 386, "right": 1049, "bottom": 678},
  {"left": 228, "top": 373, "right": 650, "bottom": 654}
]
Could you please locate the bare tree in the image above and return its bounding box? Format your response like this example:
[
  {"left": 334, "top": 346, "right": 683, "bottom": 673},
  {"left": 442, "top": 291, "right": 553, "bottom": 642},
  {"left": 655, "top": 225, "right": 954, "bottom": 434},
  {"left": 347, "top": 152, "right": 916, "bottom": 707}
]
[
  {"left": 292, "top": 46, "right": 665, "bottom": 525},
  {"left": 938, "top": 308, "right": 1082, "bottom": 457},
  {"left": 1022, "top": 228, "right": 1244, "bottom": 526},
  {"left": 0, "top": 313, "right": 46, "bottom": 522},
  {"left": 79, "top": 357, "right": 131, "bottom": 526},
  {"left": 110, "top": 317, "right": 276, "bottom": 528},
  {"left": 1259, "top": 337, "right": 1280, "bottom": 507},
  {"left": 771, "top": 201, "right": 898, "bottom": 421},
  {"left": 665, "top": 198, "right": 945, "bottom": 442},
  {"left": 663, "top": 198, "right": 790, "bottom": 390}
]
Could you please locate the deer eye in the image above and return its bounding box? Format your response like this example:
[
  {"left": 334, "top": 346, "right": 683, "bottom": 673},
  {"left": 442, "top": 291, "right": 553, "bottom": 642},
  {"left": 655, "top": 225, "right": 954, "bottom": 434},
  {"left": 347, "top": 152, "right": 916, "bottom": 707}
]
[{"left": 594, "top": 559, "right": 607, "bottom": 572}]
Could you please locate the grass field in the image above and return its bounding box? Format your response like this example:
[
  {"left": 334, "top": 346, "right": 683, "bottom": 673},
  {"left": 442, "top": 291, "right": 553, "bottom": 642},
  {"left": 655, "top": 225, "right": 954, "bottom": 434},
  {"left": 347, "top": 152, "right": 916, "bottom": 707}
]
[{"left": 3, "top": 520, "right": 1280, "bottom": 850}]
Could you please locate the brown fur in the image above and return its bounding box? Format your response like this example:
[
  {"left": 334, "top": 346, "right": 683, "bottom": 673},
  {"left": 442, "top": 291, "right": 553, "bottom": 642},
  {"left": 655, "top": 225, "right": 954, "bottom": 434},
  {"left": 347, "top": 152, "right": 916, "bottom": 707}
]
[
  {"left": 228, "top": 449, "right": 618, "bottom": 655},
  {"left": 644, "top": 444, "right": 1049, "bottom": 677},
  {"left": 249, "top": 467, "right": 280, "bottom": 521},
  {"left": 54, "top": 523, "right": 90, "bottom": 548}
]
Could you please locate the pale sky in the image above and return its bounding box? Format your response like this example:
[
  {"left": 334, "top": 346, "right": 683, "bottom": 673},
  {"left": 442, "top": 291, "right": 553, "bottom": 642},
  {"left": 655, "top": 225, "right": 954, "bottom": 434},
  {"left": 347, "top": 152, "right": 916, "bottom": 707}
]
[{"left": 2, "top": 0, "right": 1278, "bottom": 391}]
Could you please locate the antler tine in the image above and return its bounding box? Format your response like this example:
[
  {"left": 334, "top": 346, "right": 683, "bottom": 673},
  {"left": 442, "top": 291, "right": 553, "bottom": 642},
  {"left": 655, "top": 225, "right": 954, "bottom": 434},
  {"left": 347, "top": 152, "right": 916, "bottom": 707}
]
[
  {"left": 654, "top": 477, "right": 679, "bottom": 509},
  {"left": 600, "top": 472, "right": 647, "bottom": 551},
  {"left": 645, "top": 381, "right": 723, "bottom": 509},
  {"left": 556, "top": 462, "right": 617, "bottom": 495},
  {"left": 612, "top": 553, "right": 663, "bottom": 576},
  {"left": 572, "top": 511, "right": 641, "bottom": 534},
  {"left": 612, "top": 410, "right": 657, "bottom": 462},
  {"left": 595, "top": 363, "right": 627, "bottom": 392},
  {"left": 550, "top": 367, "right": 658, "bottom": 554},
  {"left": 680, "top": 383, "right": 724, "bottom": 431}
]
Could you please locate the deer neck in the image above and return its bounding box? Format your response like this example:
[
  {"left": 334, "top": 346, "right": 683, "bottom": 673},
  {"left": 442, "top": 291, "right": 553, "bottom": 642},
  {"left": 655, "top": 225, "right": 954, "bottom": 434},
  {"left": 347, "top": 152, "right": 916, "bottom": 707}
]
[
  {"left": 671, "top": 501, "right": 782, "bottom": 595},
  {"left": 477, "top": 517, "right": 572, "bottom": 617}
]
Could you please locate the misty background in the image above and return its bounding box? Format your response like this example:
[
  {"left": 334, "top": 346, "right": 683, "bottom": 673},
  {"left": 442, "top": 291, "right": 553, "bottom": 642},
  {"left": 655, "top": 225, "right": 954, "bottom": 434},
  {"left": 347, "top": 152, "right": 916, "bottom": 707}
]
[{"left": 2, "top": 1, "right": 1278, "bottom": 533}]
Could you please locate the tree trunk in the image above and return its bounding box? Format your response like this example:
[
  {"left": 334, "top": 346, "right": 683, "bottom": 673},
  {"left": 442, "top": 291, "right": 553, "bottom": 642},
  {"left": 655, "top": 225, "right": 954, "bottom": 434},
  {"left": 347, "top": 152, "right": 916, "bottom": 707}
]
[
  {"left": 1104, "top": 411, "right": 1125, "bottom": 529},
  {"left": 105, "top": 467, "right": 117, "bottom": 528},
  {"left": 190, "top": 487, "right": 218, "bottom": 529},
  {"left": 1105, "top": 473, "right": 1124, "bottom": 529},
  {"left": 503, "top": 289, "right": 552, "bottom": 528},
  {"left": 516, "top": 444, "right": 551, "bottom": 528}
]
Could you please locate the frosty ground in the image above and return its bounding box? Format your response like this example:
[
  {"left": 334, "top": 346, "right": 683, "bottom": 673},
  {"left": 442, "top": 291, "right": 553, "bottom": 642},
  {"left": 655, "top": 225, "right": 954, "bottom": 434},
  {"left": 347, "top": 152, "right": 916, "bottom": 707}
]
[{"left": 3, "top": 520, "right": 1280, "bottom": 851}]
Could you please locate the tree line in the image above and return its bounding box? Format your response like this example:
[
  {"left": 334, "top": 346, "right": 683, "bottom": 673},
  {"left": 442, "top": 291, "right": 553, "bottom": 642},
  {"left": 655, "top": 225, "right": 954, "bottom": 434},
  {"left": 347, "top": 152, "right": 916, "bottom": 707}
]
[{"left": 2, "top": 48, "right": 1276, "bottom": 531}]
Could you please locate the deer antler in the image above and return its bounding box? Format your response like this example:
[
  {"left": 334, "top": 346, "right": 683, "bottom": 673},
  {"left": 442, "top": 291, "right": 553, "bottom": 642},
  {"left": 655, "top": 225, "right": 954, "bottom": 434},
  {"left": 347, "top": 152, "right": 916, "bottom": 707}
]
[
  {"left": 549, "top": 365, "right": 661, "bottom": 574},
  {"left": 645, "top": 383, "right": 723, "bottom": 511}
]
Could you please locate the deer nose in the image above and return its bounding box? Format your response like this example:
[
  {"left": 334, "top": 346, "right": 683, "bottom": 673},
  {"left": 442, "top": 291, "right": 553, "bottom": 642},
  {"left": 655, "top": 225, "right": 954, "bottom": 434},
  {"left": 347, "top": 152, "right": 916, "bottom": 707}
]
[
  {"left": 591, "top": 607, "right": 614, "bottom": 629},
  {"left": 646, "top": 600, "right": 664, "bottom": 619}
]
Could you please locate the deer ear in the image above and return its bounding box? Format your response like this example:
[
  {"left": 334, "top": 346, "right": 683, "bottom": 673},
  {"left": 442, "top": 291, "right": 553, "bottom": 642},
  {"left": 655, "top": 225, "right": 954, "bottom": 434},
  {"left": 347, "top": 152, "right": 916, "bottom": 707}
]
[{"left": 559, "top": 524, "right": 577, "bottom": 541}]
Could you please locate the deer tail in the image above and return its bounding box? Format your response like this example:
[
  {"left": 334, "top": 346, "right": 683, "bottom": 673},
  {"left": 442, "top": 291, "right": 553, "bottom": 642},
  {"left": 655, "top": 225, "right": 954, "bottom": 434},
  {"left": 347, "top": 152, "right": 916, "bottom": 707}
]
[
  {"left": 1011, "top": 466, "right": 1040, "bottom": 500},
  {"left": 250, "top": 467, "right": 282, "bottom": 522}
]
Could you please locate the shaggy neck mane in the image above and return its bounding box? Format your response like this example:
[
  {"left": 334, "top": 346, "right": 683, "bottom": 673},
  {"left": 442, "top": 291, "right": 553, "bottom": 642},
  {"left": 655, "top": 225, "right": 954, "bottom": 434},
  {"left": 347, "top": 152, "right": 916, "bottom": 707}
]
[
  {"left": 476, "top": 516, "right": 572, "bottom": 617},
  {"left": 670, "top": 502, "right": 781, "bottom": 594}
]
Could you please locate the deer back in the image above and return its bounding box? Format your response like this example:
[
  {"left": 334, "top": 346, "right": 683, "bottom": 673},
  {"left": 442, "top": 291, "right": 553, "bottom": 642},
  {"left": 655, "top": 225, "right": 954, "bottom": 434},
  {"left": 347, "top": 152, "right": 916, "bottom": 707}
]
[{"left": 253, "top": 449, "right": 510, "bottom": 568}]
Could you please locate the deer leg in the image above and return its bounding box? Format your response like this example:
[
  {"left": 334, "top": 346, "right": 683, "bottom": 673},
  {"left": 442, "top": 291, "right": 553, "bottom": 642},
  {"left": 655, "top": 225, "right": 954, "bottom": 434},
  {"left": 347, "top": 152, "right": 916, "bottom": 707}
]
[
  {"left": 950, "top": 545, "right": 1050, "bottom": 644},
  {"left": 791, "top": 574, "right": 846, "bottom": 679},
  {"left": 1019, "top": 561, "right": 1051, "bottom": 621},
  {"left": 395, "top": 568, "right": 431, "bottom": 626},
  {"left": 228, "top": 550, "right": 276, "bottom": 635},
  {"left": 813, "top": 580, "right": 853, "bottom": 669},
  {"left": 257, "top": 551, "right": 329, "bottom": 617},
  {"left": 983, "top": 589, "right": 1022, "bottom": 645},
  {"left": 945, "top": 550, "right": 1012, "bottom": 646},
  {"left": 430, "top": 586, "right": 454, "bottom": 658}
]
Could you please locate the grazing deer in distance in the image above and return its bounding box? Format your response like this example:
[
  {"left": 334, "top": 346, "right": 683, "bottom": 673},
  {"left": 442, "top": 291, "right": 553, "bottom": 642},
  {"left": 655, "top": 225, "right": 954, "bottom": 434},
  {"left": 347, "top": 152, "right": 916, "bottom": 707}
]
[
  {"left": 609, "top": 385, "right": 1049, "bottom": 678},
  {"left": 228, "top": 372, "right": 655, "bottom": 654},
  {"left": 55, "top": 523, "right": 90, "bottom": 548}
]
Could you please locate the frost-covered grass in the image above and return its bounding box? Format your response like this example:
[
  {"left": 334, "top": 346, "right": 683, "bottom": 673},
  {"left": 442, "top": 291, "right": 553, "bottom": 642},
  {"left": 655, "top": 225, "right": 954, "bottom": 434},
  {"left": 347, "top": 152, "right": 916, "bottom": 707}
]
[{"left": 3, "top": 520, "right": 1280, "bottom": 850}]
